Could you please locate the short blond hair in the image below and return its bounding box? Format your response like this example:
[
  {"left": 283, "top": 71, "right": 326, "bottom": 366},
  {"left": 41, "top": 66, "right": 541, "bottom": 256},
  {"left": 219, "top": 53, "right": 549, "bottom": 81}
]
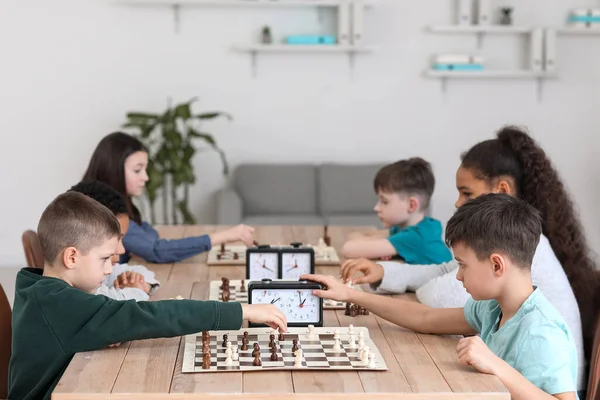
[{"left": 37, "top": 192, "right": 121, "bottom": 264}]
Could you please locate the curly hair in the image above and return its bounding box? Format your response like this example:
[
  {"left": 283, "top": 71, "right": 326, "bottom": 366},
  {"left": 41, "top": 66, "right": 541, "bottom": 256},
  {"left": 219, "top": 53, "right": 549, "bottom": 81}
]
[
  {"left": 461, "top": 126, "right": 600, "bottom": 364},
  {"left": 68, "top": 180, "right": 128, "bottom": 216}
]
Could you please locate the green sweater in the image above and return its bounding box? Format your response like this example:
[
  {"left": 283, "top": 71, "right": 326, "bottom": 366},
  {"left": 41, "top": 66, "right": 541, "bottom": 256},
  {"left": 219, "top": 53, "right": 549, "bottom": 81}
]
[{"left": 9, "top": 268, "right": 243, "bottom": 400}]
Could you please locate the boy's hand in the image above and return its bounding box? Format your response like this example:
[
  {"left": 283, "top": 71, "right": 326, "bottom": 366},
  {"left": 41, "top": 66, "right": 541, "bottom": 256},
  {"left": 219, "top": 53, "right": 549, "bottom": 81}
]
[
  {"left": 299, "top": 274, "right": 353, "bottom": 302},
  {"left": 114, "top": 271, "right": 146, "bottom": 291},
  {"left": 340, "top": 258, "right": 384, "bottom": 285},
  {"left": 106, "top": 342, "right": 121, "bottom": 348},
  {"left": 241, "top": 304, "right": 287, "bottom": 332},
  {"left": 457, "top": 336, "right": 502, "bottom": 375},
  {"left": 225, "top": 224, "right": 255, "bottom": 246}
]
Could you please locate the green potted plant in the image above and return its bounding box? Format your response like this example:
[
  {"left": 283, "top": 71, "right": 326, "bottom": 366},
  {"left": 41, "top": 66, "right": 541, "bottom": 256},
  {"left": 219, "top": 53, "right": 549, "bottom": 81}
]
[{"left": 122, "top": 97, "right": 232, "bottom": 225}]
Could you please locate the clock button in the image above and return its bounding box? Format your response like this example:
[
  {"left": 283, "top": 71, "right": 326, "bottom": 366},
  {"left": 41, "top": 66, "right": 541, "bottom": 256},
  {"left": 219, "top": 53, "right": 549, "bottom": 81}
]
[
  {"left": 290, "top": 242, "right": 302, "bottom": 248},
  {"left": 261, "top": 278, "right": 272, "bottom": 283}
]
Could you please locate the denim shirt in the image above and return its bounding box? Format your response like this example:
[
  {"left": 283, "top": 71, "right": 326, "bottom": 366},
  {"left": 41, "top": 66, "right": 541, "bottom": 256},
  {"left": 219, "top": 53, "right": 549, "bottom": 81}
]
[{"left": 120, "top": 221, "right": 212, "bottom": 264}]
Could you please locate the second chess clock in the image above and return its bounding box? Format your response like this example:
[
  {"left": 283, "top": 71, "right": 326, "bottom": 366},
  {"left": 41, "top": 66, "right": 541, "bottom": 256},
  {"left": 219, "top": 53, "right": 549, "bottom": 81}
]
[{"left": 246, "top": 243, "right": 315, "bottom": 281}]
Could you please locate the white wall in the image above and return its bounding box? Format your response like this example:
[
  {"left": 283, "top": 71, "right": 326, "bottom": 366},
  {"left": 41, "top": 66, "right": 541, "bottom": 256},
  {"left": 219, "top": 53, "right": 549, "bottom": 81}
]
[{"left": 1, "top": 0, "right": 599, "bottom": 267}]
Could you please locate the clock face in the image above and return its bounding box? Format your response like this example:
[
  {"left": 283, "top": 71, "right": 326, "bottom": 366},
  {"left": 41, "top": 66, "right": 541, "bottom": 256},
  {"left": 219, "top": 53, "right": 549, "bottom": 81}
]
[
  {"left": 248, "top": 252, "right": 279, "bottom": 280},
  {"left": 281, "top": 253, "right": 312, "bottom": 280},
  {"left": 251, "top": 288, "right": 320, "bottom": 324}
]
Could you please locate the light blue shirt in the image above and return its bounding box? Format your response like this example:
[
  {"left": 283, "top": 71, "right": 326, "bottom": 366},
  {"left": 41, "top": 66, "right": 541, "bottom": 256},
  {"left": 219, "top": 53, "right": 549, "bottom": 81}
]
[
  {"left": 464, "top": 288, "right": 579, "bottom": 397},
  {"left": 387, "top": 217, "right": 453, "bottom": 264}
]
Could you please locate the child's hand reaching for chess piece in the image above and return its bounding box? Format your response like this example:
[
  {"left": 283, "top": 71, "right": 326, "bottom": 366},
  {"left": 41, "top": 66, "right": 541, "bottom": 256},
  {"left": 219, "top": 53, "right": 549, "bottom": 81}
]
[
  {"left": 300, "top": 274, "right": 353, "bottom": 302},
  {"left": 340, "top": 258, "right": 384, "bottom": 285},
  {"left": 210, "top": 224, "right": 256, "bottom": 247},
  {"left": 241, "top": 304, "right": 288, "bottom": 332},
  {"left": 114, "top": 271, "right": 150, "bottom": 293}
]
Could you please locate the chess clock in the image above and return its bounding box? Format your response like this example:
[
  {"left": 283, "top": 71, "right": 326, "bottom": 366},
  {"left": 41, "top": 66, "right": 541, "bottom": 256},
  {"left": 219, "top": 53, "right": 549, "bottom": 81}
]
[
  {"left": 246, "top": 245, "right": 280, "bottom": 280},
  {"left": 248, "top": 279, "right": 324, "bottom": 328},
  {"left": 279, "top": 242, "right": 315, "bottom": 280}
]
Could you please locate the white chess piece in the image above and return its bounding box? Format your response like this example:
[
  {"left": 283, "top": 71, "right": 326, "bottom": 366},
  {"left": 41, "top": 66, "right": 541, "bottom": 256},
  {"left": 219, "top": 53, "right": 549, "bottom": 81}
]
[
  {"left": 333, "top": 329, "right": 340, "bottom": 340},
  {"left": 307, "top": 324, "right": 315, "bottom": 339},
  {"left": 358, "top": 331, "right": 365, "bottom": 350},
  {"left": 232, "top": 346, "right": 239, "bottom": 361},
  {"left": 333, "top": 337, "right": 342, "bottom": 352},
  {"left": 317, "top": 238, "right": 326, "bottom": 250},
  {"left": 294, "top": 349, "right": 303, "bottom": 367},
  {"left": 348, "top": 334, "right": 356, "bottom": 350},
  {"left": 367, "top": 352, "right": 376, "bottom": 368},
  {"left": 361, "top": 346, "right": 370, "bottom": 364},
  {"left": 348, "top": 324, "right": 355, "bottom": 335},
  {"left": 225, "top": 347, "right": 233, "bottom": 365}
]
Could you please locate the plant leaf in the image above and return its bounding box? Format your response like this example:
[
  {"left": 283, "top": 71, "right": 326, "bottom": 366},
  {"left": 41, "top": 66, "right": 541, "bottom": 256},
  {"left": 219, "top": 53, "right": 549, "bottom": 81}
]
[
  {"left": 126, "top": 112, "right": 160, "bottom": 120},
  {"left": 175, "top": 102, "right": 192, "bottom": 121},
  {"left": 177, "top": 200, "right": 196, "bottom": 224},
  {"left": 195, "top": 111, "right": 233, "bottom": 121}
]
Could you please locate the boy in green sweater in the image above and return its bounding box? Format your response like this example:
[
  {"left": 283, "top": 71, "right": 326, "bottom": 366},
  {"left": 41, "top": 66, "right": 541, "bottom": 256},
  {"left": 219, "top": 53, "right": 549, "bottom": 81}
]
[{"left": 9, "top": 192, "right": 287, "bottom": 400}]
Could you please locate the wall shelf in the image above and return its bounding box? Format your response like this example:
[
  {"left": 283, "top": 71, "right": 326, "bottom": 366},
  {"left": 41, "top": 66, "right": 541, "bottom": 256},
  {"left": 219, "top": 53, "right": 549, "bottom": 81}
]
[
  {"left": 558, "top": 27, "right": 600, "bottom": 35},
  {"left": 425, "top": 70, "right": 555, "bottom": 79},
  {"left": 116, "top": 0, "right": 375, "bottom": 7},
  {"left": 428, "top": 25, "right": 532, "bottom": 34},
  {"left": 233, "top": 44, "right": 374, "bottom": 52}
]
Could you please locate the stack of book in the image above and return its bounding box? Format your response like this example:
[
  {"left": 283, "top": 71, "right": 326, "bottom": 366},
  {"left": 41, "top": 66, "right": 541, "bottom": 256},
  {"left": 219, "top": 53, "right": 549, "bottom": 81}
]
[
  {"left": 568, "top": 9, "right": 600, "bottom": 29},
  {"left": 431, "top": 54, "right": 485, "bottom": 72}
]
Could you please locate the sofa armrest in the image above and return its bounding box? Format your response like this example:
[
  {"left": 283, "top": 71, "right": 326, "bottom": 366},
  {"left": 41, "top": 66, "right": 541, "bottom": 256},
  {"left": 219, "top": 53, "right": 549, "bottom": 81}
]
[{"left": 216, "top": 188, "right": 243, "bottom": 225}]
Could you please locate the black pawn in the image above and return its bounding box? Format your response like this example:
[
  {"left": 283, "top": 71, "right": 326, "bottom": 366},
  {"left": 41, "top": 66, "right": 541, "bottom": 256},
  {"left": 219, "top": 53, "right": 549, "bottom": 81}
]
[
  {"left": 222, "top": 334, "right": 228, "bottom": 347},
  {"left": 252, "top": 343, "right": 260, "bottom": 357},
  {"left": 241, "top": 342, "right": 248, "bottom": 351},
  {"left": 270, "top": 348, "right": 278, "bottom": 361},
  {"left": 269, "top": 334, "right": 276, "bottom": 349},
  {"left": 253, "top": 353, "right": 262, "bottom": 366},
  {"left": 345, "top": 302, "right": 351, "bottom": 316},
  {"left": 278, "top": 332, "right": 285, "bottom": 341},
  {"left": 291, "top": 339, "right": 298, "bottom": 353}
]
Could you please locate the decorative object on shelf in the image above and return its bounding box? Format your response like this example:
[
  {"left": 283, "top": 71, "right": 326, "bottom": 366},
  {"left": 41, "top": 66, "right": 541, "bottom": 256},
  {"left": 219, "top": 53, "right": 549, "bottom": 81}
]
[
  {"left": 431, "top": 54, "right": 484, "bottom": 71},
  {"left": 568, "top": 8, "right": 600, "bottom": 29},
  {"left": 500, "top": 7, "right": 513, "bottom": 25},
  {"left": 122, "top": 98, "right": 232, "bottom": 224},
  {"left": 456, "top": 0, "right": 473, "bottom": 26},
  {"left": 285, "top": 35, "right": 336, "bottom": 45},
  {"left": 261, "top": 26, "right": 273, "bottom": 44}
]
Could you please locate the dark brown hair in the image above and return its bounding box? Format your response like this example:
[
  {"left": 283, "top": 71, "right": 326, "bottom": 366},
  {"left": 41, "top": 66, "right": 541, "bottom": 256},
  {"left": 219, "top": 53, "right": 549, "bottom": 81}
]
[
  {"left": 445, "top": 193, "right": 542, "bottom": 269},
  {"left": 373, "top": 157, "right": 435, "bottom": 210},
  {"left": 83, "top": 132, "right": 146, "bottom": 224},
  {"left": 461, "top": 125, "right": 599, "bottom": 363},
  {"left": 37, "top": 192, "right": 121, "bottom": 264}
]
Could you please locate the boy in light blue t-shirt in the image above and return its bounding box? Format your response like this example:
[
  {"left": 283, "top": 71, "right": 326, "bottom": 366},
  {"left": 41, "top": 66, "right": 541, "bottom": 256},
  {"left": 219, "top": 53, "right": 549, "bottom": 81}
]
[
  {"left": 342, "top": 158, "right": 452, "bottom": 264},
  {"left": 305, "top": 194, "right": 579, "bottom": 400}
]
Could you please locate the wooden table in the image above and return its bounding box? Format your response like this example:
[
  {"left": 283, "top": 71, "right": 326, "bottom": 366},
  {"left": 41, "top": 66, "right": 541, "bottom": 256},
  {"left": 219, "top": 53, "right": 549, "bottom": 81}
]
[{"left": 53, "top": 225, "right": 509, "bottom": 400}]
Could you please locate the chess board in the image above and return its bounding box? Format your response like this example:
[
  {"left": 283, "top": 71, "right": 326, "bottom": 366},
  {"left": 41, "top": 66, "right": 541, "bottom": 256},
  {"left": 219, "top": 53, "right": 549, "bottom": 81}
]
[
  {"left": 209, "top": 279, "right": 361, "bottom": 310},
  {"left": 182, "top": 326, "right": 387, "bottom": 373},
  {"left": 207, "top": 244, "right": 341, "bottom": 266}
]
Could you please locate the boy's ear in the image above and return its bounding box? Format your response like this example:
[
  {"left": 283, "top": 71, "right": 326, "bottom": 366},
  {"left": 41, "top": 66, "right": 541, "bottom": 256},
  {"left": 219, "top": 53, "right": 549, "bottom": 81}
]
[
  {"left": 62, "top": 247, "right": 78, "bottom": 270},
  {"left": 495, "top": 176, "right": 516, "bottom": 196},
  {"left": 489, "top": 253, "right": 506, "bottom": 277},
  {"left": 408, "top": 197, "right": 420, "bottom": 213}
]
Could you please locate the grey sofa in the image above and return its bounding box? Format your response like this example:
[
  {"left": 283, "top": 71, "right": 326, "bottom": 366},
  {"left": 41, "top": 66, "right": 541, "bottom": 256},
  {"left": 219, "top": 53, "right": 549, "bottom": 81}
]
[{"left": 215, "top": 163, "right": 385, "bottom": 226}]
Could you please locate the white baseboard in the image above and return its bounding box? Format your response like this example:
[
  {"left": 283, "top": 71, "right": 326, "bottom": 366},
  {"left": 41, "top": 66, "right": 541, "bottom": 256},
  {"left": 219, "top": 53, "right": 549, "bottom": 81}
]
[{"left": 0, "top": 254, "right": 25, "bottom": 269}]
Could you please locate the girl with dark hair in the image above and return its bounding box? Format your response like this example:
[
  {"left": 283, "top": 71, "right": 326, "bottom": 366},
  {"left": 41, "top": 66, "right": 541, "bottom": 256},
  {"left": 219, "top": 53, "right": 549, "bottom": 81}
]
[
  {"left": 341, "top": 126, "right": 600, "bottom": 395},
  {"left": 83, "top": 132, "right": 255, "bottom": 264}
]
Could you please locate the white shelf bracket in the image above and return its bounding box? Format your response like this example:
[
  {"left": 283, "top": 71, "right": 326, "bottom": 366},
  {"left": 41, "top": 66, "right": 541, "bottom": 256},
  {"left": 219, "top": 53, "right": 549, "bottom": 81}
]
[
  {"left": 250, "top": 51, "right": 258, "bottom": 78},
  {"left": 172, "top": 4, "right": 181, "bottom": 34},
  {"left": 536, "top": 77, "right": 543, "bottom": 103},
  {"left": 348, "top": 51, "right": 355, "bottom": 78}
]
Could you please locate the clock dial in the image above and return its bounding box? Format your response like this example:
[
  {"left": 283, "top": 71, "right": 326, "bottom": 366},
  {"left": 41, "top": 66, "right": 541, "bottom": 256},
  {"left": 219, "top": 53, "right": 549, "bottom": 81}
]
[
  {"left": 251, "top": 288, "right": 319, "bottom": 324},
  {"left": 248, "top": 252, "right": 279, "bottom": 280},
  {"left": 281, "top": 253, "right": 312, "bottom": 280}
]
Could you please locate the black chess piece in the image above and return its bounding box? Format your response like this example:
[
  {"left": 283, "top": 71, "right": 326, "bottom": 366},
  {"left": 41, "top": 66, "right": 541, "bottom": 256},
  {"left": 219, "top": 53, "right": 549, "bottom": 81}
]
[
  {"left": 202, "top": 353, "right": 211, "bottom": 369},
  {"left": 278, "top": 331, "right": 285, "bottom": 341},
  {"left": 240, "top": 279, "right": 246, "bottom": 292},
  {"left": 270, "top": 347, "right": 278, "bottom": 361},
  {"left": 345, "top": 302, "right": 351, "bottom": 316},
  {"left": 350, "top": 304, "right": 358, "bottom": 317},
  {"left": 222, "top": 334, "right": 228, "bottom": 347},
  {"left": 269, "top": 334, "right": 276, "bottom": 348},
  {"left": 241, "top": 342, "right": 248, "bottom": 351},
  {"left": 252, "top": 342, "right": 260, "bottom": 357},
  {"left": 253, "top": 353, "right": 262, "bottom": 366},
  {"left": 291, "top": 339, "right": 298, "bottom": 353}
]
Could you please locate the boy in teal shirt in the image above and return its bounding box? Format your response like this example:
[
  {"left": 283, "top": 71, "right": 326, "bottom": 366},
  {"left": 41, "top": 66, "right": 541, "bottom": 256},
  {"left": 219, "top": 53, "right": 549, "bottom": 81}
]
[
  {"left": 306, "top": 193, "right": 579, "bottom": 400},
  {"left": 342, "top": 157, "right": 452, "bottom": 264},
  {"left": 9, "top": 192, "right": 287, "bottom": 400}
]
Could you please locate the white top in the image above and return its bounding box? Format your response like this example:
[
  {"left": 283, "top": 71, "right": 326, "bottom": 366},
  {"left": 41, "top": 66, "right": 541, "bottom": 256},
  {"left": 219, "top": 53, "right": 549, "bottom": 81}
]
[
  {"left": 375, "top": 234, "right": 585, "bottom": 390},
  {"left": 95, "top": 263, "right": 160, "bottom": 301}
]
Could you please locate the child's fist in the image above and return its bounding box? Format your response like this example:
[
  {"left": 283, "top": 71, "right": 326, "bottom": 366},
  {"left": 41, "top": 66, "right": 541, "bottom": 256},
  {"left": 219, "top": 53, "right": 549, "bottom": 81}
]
[{"left": 456, "top": 336, "right": 501, "bottom": 375}]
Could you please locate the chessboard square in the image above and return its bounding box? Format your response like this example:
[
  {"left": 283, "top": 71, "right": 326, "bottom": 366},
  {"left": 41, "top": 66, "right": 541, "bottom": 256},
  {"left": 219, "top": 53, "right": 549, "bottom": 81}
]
[
  {"left": 283, "top": 361, "right": 307, "bottom": 367},
  {"left": 324, "top": 347, "right": 347, "bottom": 354},
  {"left": 303, "top": 356, "right": 328, "bottom": 362},
  {"left": 299, "top": 344, "right": 324, "bottom": 350},
  {"left": 302, "top": 340, "right": 321, "bottom": 345},
  {"left": 350, "top": 361, "right": 368, "bottom": 367},
  {"left": 328, "top": 357, "right": 351, "bottom": 363},
  {"left": 263, "top": 361, "right": 284, "bottom": 367},
  {"left": 297, "top": 348, "right": 323, "bottom": 354},
  {"left": 319, "top": 334, "right": 334, "bottom": 340}
]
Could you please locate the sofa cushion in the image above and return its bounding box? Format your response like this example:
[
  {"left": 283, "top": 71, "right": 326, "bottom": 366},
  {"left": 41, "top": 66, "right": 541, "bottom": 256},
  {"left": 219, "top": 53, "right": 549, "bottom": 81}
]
[
  {"left": 318, "top": 163, "right": 384, "bottom": 214},
  {"left": 243, "top": 214, "right": 324, "bottom": 226},
  {"left": 325, "top": 214, "right": 382, "bottom": 227},
  {"left": 234, "top": 164, "right": 317, "bottom": 215}
]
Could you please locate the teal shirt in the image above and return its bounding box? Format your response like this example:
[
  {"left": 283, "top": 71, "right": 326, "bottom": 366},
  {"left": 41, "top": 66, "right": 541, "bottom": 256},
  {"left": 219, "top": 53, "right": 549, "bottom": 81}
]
[
  {"left": 464, "top": 288, "right": 579, "bottom": 397},
  {"left": 387, "top": 217, "right": 453, "bottom": 264}
]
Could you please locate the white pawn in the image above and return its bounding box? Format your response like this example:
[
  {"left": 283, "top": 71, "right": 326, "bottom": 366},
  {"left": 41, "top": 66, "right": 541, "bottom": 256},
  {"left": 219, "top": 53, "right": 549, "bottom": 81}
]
[
  {"left": 307, "top": 324, "right": 316, "bottom": 339},
  {"left": 232, "top": 345, "right": 239, "bottom": 361},
  {"left": 225, "top": 347, "right": 233, "bottom": 365},
  {"left": 333, "top": 329, "right": 340, "bottom": 340},
  {"left": 348, "top": 324, "right": 355, "bottom": 335},
  {"left": 358, "top": 332, "right": 365, "bottom": 350},
  {"left": 333, "top": 337, "right": 342, "bottom": 352},
  {"left": 367, "top": 352, "right": 376, "bottom": 368},
  {"left": 294, "top": 349, "right": 303, "bottom": 367},
  {"left": 361, "top": 346, "right": 370, "bottom": 364},
  {"left": 348, "top": 334, "right": 356, "bottom": 350}
]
